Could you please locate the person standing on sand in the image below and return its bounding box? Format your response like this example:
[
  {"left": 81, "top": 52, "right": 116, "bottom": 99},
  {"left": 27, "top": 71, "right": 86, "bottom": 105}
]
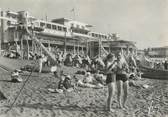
[
  {"left": 164, "top": 60, "right": 168, "bottom": 70},
  {"left": 38, "top": 55, "right": 43, "bottom": 73},
  {"left": 116, "top": 52, "right": 129, "bottom": 110},
  {"left": 105, "top": 53, "right": 117, "bottom": 112}
]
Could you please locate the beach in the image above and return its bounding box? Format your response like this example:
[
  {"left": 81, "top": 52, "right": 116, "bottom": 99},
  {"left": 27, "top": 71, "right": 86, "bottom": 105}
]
[{"left": 0, "top": 58, "right": 167, "bottom": 117}]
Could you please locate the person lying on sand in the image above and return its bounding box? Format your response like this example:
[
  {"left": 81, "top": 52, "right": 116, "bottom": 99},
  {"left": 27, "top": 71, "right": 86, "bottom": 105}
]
[
  {"left": 93, "top": 70, "right": 106, "bottom": 85},
  {"left": 11, "top": 69, "right": 23, "bottom": 83},
  {"left": 77, "top": 72, "right": 104, "bottom": 88},
  {"left": 48, "top": 75, "right": 74, "bottom": 93},
  {"left": 129, "top": 68, "right": 142, "bottom": 80}
]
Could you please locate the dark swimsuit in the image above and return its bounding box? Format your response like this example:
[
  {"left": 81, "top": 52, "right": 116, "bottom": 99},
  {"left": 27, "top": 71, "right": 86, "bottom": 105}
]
[
  {"left": 116, "top": 73, "right": 128, "bottom": 82},
  {"left": 106, "top": 73, "right": 116, "bottom": 84},
  {"left": 105, "top": 61, "right": 116, "bottom": 84}
]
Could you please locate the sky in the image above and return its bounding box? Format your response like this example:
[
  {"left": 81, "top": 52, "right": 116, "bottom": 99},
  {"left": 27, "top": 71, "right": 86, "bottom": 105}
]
[{"left": 0, "top": 0, "right": 168, "bottom": 49}]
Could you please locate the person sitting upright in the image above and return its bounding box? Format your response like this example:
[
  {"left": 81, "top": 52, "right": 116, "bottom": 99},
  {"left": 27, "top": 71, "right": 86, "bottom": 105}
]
[
  {"left": 58, "top": 75, "right": 74, "bottom": 92},
  {"left": 11, "top": 69, "right": 23, "bottom": 82}
]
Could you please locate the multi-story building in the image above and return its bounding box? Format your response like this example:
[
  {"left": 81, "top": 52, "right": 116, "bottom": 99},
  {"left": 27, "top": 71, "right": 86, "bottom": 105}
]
[
  {"left": 1, "top": 11, "right": 36, "bottom": 43},
  {"left": 0, "top": 10, "right": 113, "bottom": 57},
  {"left": 147, "top": 46, "right": 168, "bottom": 58},
  {"left": 0, "top": 10, "right": 137, "bottom": 58}
]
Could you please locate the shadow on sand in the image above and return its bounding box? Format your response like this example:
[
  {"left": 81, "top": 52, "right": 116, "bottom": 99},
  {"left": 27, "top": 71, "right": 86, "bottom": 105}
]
[
  {"left": 0, "top": 103, "right": 111, "bottom": 117},
  {"left": 0, "top": 79, "right": 21, "bottom": 83},
  {"left": 13, "top": 103, "right": 106, "bottom": 113}
]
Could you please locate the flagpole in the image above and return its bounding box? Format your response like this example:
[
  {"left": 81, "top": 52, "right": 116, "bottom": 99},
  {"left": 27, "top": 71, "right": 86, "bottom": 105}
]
[
  {"left": 73, "top": 10, "right": 75, "bottom": 20},
  {"left": 45, "top": 13, "right": 48, "bottom": 21},
  {"left": 71, "top": 8, "right": 75, "bottom": 20}
]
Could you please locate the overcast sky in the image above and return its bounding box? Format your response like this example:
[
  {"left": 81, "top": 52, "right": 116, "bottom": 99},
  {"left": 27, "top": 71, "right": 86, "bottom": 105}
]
[{"left": 0, "top": 0, "right": 168, "bottom": 49}]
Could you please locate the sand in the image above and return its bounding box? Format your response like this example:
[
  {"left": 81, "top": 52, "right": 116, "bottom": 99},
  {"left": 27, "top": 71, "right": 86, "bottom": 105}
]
[{"left": 0, "top": 57, "right": 168, "bottom": 117}]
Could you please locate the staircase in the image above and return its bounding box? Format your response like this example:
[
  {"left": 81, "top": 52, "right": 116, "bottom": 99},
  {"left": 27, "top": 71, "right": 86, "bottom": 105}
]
[
  {"left": 99, "top": 40, "right": 109, "bottom": 58},
  {"left": 25, "top": 27, "right": 57, "bottom": 65}
]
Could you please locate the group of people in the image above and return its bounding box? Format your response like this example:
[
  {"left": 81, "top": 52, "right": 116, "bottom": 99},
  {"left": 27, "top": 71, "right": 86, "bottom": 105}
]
[
  {"left": 77, "top": 70, "right": 106, "bottom": 88},
  {"left": 105, "top": 52, "right": 129, "bottom": 111},
  {"left": 104, "top": 49, "right": 140, "bottom": 112},
  {"left": 50, "top": 50, "right": 105, "bottom": 72},
  {"left": 9, "top": 46, "right": 140, "bottom": 112},
  {"left": 152, "top": 60, "right": 168, "bottom": 70},
  {"left": 51, "top": 49, "right": 139, "bottom": 112}
]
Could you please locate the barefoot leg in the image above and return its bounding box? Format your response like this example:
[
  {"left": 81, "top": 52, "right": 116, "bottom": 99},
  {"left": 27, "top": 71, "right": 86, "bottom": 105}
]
[
  {"left": 123, "top": 80, "right": 129, "bottom": 109},
  {"left": 107, "top": 82, "right": 115, "bottom": 111},
  {"left": 117, "top": 80, "right": 123, "bottom": 108}
]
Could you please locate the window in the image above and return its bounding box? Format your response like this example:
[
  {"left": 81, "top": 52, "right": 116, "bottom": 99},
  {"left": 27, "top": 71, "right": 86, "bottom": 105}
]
[
  {"left": 46, "top": 24, "right": 51, "bottom": 29},
  {"left": 58, "top": 26, "right": 62, "bottom": 31},
  {"left": 76, "top": 25, "right": 80, "bottom": 29},
  {"left": 40, "top": 22, "right": 45, "bottom": 27},
  {"left": 12, "top": 16, "right": 16, "bottom": 19},
  {"left": 63, "top": 27, "right": 67, "bottom": 32},
  {"left": 52, "top": 25, "right": 57, "bottom": 30},
  {"left": 15, "top": 32, "right": 17, "bottom": 38},
  {"left": 34, "top": 22, "right": 39, "bottom": 27},
  {"left": 81, "top": 26, "right": 85, "bottom": 29}
]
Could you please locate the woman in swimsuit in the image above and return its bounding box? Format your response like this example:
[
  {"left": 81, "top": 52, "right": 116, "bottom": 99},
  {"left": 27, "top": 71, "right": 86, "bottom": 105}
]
[
  {"left": 105, "top": 53, "right": 117, "bottom": 112},
  {"left": 116, "top": 52, "right": 129, "bottom": 110}
]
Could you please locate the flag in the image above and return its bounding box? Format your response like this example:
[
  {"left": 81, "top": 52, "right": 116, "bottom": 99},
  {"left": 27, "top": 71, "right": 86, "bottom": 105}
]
[{"left": 71, "top": 8, "right": 75, "bottom": 12}]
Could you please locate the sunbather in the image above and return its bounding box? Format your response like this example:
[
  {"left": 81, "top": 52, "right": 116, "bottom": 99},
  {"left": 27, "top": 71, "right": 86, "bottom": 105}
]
[
  {"left": 77, "top": 72, "right": 104, "bottom": 88},
  {"left": 11, "top": 69, "right": 23, "bottom": 82},
  {"left": 48, "top": 74, "right": 74, "bottom": 93}
]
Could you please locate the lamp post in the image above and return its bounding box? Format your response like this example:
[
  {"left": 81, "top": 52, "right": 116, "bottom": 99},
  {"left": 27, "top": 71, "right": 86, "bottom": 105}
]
[
  {"left": 86, "top": 39, "right": 88, "bottom": 55},
  {"left": 64, "top": 29, "right": 67, "bottom": 53},
  {"left": 99, "top": 37, "right": 101, "bottom": 58}
]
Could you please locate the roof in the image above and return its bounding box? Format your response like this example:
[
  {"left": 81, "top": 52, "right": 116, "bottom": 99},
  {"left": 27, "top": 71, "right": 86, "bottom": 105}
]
[
  {"left": 110, "top": 40, "right": 136, "bottom": 48},
  {"left": 150, "top": 46, "right": 168, "bottom": 49},
  {"left": 35, "top": 19, "right": 67, "bottom": 27},
  {"left": 52, "top": 17, "right": 93, "bottom": 27},
  {"left": 89, "top": 31, "right": 108, "bottom": 36},
  {"left": 112, "top": 40, "right": 135, "bottom": 43},
  {"left": 6, "top": 10, "right": 36, "bottom": 19},
  {"left": 6, "top": 11, "right": 18, "bottom": 15},
  {"left": 52, "top": 18, "right": 72, "bottom": 22}
]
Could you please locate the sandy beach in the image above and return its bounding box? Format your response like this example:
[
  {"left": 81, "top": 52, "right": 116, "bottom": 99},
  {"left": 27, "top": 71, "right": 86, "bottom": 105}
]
[
  {"left": 0, "top": 57, "right": 167, "bottom": 117},
  {"left": 0, "top": 0, "right": 168, "bottom": 116}
]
